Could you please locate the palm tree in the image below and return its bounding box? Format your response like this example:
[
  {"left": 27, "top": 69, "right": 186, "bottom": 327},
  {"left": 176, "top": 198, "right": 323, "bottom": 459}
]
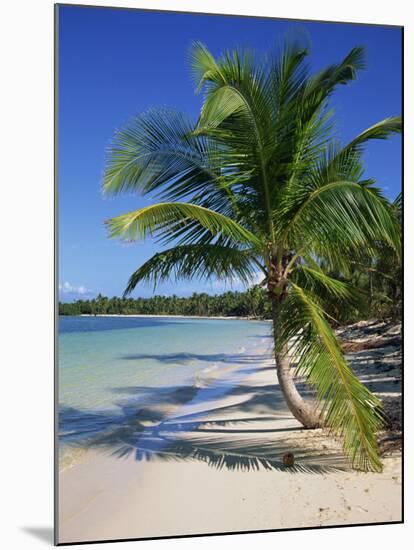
[{"left": 102, "top": 40, "right": 401, "bottom": 471}]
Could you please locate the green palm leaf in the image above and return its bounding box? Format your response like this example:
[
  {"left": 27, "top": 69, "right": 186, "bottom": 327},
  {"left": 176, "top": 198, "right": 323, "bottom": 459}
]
[
  {"left": 343, "top": 116, "right": 402, "bottom": 152},
  {"left": 106, "top": 202, "right": 261, "bottom": 248},
  {"left": 279, "top": 283, "right": 384, "bottom": 471},
  {"left": 279, "top": 180, "right": 401, "bottom": 263},
  {"left": 293, "top": 263, "right": 360, "bottom": 302},
  {"left": 305, "top": 46, "right": 366, "bottom": 96},
  {"left": 103, "top": 108, "right": 222, "bottom": 201},
  {"left": 124, "top": 244, "right": 260, "bottom": 295}
]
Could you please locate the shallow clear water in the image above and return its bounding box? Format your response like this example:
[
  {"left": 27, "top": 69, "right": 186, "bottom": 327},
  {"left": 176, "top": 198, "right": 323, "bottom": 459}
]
[{"left": 58, "top": 316, "right": 272, "bottom": 468}]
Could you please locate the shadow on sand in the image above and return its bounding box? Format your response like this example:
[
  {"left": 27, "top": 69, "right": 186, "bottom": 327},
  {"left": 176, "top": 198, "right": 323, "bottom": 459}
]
[{"left": 59, "top": 349, "right": 358, "bottom": 475}]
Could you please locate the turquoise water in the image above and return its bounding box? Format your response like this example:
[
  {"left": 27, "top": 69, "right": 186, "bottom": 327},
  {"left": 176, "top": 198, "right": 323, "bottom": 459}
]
[
  {"left": 59, "top": 316, "right": 271, "bottom": 410},
  {"left": 58, "top": 316, "right": 272, "bottom": 468}
]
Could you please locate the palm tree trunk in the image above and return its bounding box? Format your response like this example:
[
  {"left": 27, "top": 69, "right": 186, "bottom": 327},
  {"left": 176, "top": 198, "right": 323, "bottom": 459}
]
[{"left": 271, "top": 299, "right": 321, "bottom": 428}]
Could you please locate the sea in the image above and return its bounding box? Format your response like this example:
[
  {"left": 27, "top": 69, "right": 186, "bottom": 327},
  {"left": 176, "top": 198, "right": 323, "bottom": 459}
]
[{"left": 58, "top": 315, "right": 272, "bottom": 469}]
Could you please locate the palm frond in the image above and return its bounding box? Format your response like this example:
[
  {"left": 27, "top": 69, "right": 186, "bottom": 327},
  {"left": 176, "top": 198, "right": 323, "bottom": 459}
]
[
  {"left": 123, "top": 244, "right": 261, "bottom": 295},
  {"left": 279, "top": 179, "right": 401, "bottom": 265},
  {"left": 278, "top": 283, "right": 384, "bottom": 471},
  {"left": 190, "top": 41, "right": 225, "bottom": 92},
  {"left": 293, "top": 263, "right": 360, "bottom": 301},
  {"left": 305, "top": 46, "right": 366, "bottom": 97},
  {"left": 190, "top": 42, "right": 279, "bottom": 238},
  {"left": 194, "top": 85, "right": 247, "bottom": 135},
  {"left": 393, "top": 191, "right": 402, "bottom": 211},
  {"left": 292, "top": 262, "right": 367, "bottom": 322},
  {"left": 269, "top": 37, "right": 309, "bottom": 111},
  {"left": 392, "top": 191, "right": 402, "bottom": 224},
  {"left": 102, "top": 108, "right": 235, "bottom": 213},
  {"left": 106, "top": 202, "right": 261, "bottom": 248},
  {"left": 344, "top": 116, "right": 402, "bottom": 152},
  {"left": 319, "top": 117, "right": 402, "bottom": 186}
]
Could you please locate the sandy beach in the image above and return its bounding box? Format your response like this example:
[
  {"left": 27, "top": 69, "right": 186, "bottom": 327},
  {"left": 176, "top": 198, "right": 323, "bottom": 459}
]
[
  {"left": 58, "top": 320, "right": 402, "bottom": 544},
  {"left": 79, "top": 313, "right": 267, "bottom": 321}
]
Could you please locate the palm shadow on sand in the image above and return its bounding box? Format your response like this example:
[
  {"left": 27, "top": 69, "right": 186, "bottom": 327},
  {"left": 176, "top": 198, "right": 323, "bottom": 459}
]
[{"left": 59, "top": 350, "right": 356, "bottom": 474}]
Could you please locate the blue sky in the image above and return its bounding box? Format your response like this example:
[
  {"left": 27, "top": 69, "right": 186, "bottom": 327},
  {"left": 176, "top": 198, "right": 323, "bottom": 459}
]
[{"left": 58, "top": 5, "right": 402, "bottom": 301}]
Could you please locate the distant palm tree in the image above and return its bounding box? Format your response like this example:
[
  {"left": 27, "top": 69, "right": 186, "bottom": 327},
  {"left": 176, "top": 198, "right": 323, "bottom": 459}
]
[{"left": 103, "top": 40, "right": 401, "bottom": 471}]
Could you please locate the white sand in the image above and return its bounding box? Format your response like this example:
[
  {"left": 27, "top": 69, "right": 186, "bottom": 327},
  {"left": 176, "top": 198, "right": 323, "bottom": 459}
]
[
  {"left": 80, "top": 313, "right": 269, "bottom": 321},
  {"left": 58, "top": 339, "right": 402, "bottom": 544}
]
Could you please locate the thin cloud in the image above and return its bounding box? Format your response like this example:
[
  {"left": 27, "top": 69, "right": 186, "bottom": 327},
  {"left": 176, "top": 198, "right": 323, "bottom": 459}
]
[{"left": 59, "top": 281, "right": 92, "bottom": 297}]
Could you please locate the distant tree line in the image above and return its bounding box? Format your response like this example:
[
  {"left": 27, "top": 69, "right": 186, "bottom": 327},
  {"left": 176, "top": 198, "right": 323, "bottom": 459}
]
[
  {"left": 59, "top": 286, "right": 272, "bottom": 318},
  {"left": 59, "top": 262, "right": 401, "bottom": 322}
]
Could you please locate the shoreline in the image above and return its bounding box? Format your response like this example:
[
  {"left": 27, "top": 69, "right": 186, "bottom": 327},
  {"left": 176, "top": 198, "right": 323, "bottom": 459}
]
[
  {"left": 58, "top": 327, "right": 272, "bottom": 472},
  {"left": 58, "top": 320, "right": 401, "bottom": 542},
  {"left": 72, "top": 313, "right": 272, "bottom": 322}
]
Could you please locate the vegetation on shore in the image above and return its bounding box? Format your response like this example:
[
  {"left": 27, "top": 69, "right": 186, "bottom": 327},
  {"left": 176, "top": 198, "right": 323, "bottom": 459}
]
[
  {"left": 59, "top": 287, "right": 269, "bottom": 318},
  {"left": 59, "top": 261, "right": 401, "bottom": 321},
  {"left": 100, "top": 39, "right": 401, "bottom": 471}
]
